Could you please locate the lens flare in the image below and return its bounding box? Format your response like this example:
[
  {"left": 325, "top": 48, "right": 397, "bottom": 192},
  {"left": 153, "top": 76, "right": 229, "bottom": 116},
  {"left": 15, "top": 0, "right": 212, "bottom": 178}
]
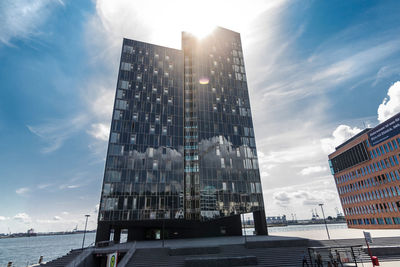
[
  {"left": 199, "top": 77, "right": 209, "bottom": 85},
  {"left": 186, "top": 24, "right": 216, "bottom": 39}
]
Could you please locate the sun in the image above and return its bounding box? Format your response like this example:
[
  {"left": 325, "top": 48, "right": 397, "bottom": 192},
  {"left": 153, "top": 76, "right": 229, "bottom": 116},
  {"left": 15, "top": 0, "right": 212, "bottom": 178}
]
[{"left": 184, "top": 22, "right": 216, "bottom": 39}]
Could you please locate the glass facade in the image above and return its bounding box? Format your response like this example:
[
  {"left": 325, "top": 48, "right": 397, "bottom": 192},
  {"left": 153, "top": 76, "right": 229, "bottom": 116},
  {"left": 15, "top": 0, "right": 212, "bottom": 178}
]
[
  {"left": 182, "top": 28, "right": 265, "bottom": 221},
  {"left": 97, "top": 27, "right": 266, "bottom": 241},
  {"left": 98, "top": 39, "right": 184, "bottom": 222}
]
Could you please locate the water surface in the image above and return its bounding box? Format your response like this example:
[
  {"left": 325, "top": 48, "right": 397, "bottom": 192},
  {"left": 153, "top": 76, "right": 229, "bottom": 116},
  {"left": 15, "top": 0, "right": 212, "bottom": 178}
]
[{"left": 0, "top": 232, "right": 95, "bottom": 266}]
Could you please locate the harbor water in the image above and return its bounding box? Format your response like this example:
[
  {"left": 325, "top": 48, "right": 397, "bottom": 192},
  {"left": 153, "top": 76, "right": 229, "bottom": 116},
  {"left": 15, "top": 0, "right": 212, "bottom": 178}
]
[{"left": 0, "top": 233, "right": 95, "bottom": 266}]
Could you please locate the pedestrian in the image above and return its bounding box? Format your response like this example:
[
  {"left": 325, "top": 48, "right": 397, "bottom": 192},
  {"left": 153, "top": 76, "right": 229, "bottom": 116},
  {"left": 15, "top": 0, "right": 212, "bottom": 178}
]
[
  {"left": 316, "top": 252, "right": 323, "bottom": 267},
  {"left": 302, "top": 251, "right": 309, "bottom": 267},
  {"left": 335, "top": 250, "right": 343, "bottom": 267},
  {"left": 329, "top": 251, "right": 334, "bottom": 263}
]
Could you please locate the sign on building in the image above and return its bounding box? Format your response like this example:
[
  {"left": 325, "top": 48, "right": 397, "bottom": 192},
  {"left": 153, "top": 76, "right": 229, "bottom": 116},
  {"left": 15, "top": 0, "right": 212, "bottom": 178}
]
[
  {"left": 107, "top": 252, "right": 118, "bottom": 267},
  {"left": 368, "top": 112, "right": 400, "bottom": 146},
  {"left": 363, "top": 231, "right": 373, "bottom": 243}
]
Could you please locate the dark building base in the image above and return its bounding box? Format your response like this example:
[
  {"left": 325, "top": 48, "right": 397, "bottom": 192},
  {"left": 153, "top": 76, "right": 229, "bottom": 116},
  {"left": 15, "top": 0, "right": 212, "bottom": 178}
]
[{"left": 96, "top": 210, "right": 268, "bottom": 243}]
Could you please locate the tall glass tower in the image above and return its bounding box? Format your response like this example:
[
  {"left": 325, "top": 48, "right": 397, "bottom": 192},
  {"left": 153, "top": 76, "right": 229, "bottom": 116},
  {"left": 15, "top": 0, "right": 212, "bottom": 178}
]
[{"left": 96, "top": 27, "right": 267, "bottom": 243}]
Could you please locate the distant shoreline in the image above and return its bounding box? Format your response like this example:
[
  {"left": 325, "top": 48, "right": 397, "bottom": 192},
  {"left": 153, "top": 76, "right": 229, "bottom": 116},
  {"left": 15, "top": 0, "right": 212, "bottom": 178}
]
[
  {"left": 0, "top": 230, "right": 96, "bottom": 239},
  {"left": 266, "top": 221, "right": 347, "bottom": 227}
]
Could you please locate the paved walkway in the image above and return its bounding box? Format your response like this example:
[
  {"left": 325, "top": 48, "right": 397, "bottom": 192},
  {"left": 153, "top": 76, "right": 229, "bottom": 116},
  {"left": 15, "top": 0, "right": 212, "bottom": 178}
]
[
  {"left": 362, "top": 261, "right": 400, "bottom": 266},
  {"left": 271, "top": 226, "right": 400, "bottom": 240}
]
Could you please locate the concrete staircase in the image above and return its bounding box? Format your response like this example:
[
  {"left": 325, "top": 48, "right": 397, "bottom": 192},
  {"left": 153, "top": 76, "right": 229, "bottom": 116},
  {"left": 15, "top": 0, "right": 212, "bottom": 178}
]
[
  {"left": 126, "top": 244, "right": 308, "bottom": 266},
  {"left": 40, "top": 249, "right": 83, "bottom": 267},
  {"left": 39, "top": 236, "right": 400, "bottom": 266},
  {"left": 125, "top": 237, "right": 400, "bottom": 266}
]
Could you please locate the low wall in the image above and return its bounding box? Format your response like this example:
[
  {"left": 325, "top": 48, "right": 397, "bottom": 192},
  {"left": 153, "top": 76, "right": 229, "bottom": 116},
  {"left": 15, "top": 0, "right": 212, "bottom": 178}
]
[{"left": 366, "top": 246, "right": 400, "bottom": 256}]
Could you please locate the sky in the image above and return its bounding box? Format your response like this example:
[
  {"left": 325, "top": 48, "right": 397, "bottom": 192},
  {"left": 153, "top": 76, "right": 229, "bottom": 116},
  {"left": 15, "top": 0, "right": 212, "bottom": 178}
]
[{"left": 1, "top": 0, "right": 400, "bottom": 233}]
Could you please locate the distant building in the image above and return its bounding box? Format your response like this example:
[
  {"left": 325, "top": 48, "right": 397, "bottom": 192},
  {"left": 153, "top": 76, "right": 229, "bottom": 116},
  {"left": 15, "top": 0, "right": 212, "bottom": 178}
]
[
  {"left": 96, "top": 27, "right": 267, "bottom": 243},
  {"left": 266, "top": 215, "right": 287, "bottom": 225},
  {"left": 329, "top": 112, "right": 400, "bottom": 229}
]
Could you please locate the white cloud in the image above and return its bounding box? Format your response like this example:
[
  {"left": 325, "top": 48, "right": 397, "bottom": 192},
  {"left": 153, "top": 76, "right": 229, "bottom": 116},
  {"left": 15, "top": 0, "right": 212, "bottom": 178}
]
[
  {"left": 37, "top": 183, "right": 51, "bottom": 189},
  {"left": 88, "top": 87, "right": 115, "bottom": 120},
  {"left": 61, "top": 211, "right": 69, "bottom": 215},
  {"left": 0, "top": 0, "right": 64, "bottom": 45},
  {"left": 53, "top": 216, "right": 61, "bottom": 221},
  {"left": 320, "top": 125, "right": 362, "bottom": 154},
  {"left": 27, "top": 115, "right": 88, "bottom": 153},
  {"left": 272, "top": 190, "right": 322, "bottom": 208},
  {"left": 59, "top": 184, "right": 81, "bottom": 190},
  {"left": 373, "top": 66, "right": 392, "bottom": 86},
  {"left": 272, "top": 191, "right": 291, "bottom": 207},
  {"left": 13, "top": 213, "right": 32, "bottom": 224},
  {"left": 265, "top": 177, "right": 341, "bottom": 218},
  {"left": 377, "top": 81, "right": 400, "bottom": 123},
  {"left": 0, "top": 216, "right": 9, "bottom": 221},
  {"left": 15, "top": 187, "right": 30, "bottom": 195},
  {"left": 94, "top": 204, "right": 99, "bottom": 214},
  {"left": 246, "top": 9, "right": 400, "bottom": 218},
  {"left": 87, "top": 123, "right": 110, "bottom": 141},
  {"left": 90, "top": 0, "right": 283, "bottom": 52},
  {"left": 299, "top": 166, "right": 328, "bottom": 176}
]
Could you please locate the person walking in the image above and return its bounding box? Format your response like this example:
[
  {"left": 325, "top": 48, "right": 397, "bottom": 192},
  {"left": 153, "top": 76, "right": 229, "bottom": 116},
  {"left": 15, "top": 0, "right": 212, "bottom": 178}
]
[
  {"left": 302, "top": 251, "right": 310, "bottom": 267},
  {"left": 335, "top": 250, "right": 343, "bottom": 267},
  {"left": 329, "top": 251, "right": 334, "bottom": 263},
  {"left": 316, "top": 252, "right": 323, "bottom": 267}
]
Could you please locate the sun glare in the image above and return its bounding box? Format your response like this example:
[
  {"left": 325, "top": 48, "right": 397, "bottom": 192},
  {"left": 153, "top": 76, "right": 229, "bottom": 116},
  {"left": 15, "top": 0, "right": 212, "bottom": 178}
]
[{"left": 184, "top": 22, "right": 216, "bottom": 39}]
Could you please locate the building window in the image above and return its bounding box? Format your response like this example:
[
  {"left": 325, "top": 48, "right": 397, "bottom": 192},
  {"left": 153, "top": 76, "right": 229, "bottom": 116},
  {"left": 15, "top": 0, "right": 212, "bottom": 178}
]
[
  {"left": 121, "top": 62, "right": 132, "bottom": 71},
  {"left": 119, "top": 80, "right": 129, "bottom": 89},
  {"left": 393, "top": 140, "right": 398, "bottom": 149},
  {"left": 110, "top": 132, "right": 119, "bottom": 143},
  {"left": 130, "top": 134, "right": 136, "bottom": 144},
  {"left": 123, "top": 45, "right": 133, "bottom": 53},
  {"left": 116, "top": 100, "right": 128, "bottom": 110},
  {"left": 114, "top": 110, "right": 123, "bottom": 120},
  {"left": 105, "top": 170, "right": 121, "bottom": 182},
  {"left": 221, "top": 182, "right": 227, "bottom": 191},
  {"left": 216, "top": 146, "right": 220, "bottom": 156},
  {"left": 148, "top": 147, "right": 154, "bottom": 157},
  {"left": 153, "top": 160, "right": 158, "bottom": 170},
  {"left": 116, "top": 89, "right": 125, "bottom": 99}
]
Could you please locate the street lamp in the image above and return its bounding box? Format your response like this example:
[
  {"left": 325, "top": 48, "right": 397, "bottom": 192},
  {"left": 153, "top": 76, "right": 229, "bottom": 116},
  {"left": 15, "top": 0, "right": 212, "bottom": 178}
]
[
  {"left": 240, "top": 194, "right": 248, "bottom": 244},
  {"left": 162, "top": 211, "right": 166, "bottom": 248},
  {"left": 319, "top": 204, "right": 330, "bottom": 240},
  {"left": 82, "top": 214, "right": 90, "bottom": 249}
]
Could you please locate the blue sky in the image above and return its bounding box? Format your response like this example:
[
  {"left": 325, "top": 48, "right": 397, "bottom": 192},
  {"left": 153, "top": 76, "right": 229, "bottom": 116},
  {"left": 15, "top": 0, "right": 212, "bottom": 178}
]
[{"left": 1, "top": 0, "right": 400, "bottom": 233}]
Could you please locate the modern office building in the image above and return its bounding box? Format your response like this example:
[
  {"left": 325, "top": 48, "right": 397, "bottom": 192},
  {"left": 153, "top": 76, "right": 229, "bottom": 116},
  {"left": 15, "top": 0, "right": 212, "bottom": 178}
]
[
  {"left": 96, "top": 27, "right": 267, "bottom": 243},
  {"left": 329, "top": 112, "right": 400, "bottom": 229}
]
